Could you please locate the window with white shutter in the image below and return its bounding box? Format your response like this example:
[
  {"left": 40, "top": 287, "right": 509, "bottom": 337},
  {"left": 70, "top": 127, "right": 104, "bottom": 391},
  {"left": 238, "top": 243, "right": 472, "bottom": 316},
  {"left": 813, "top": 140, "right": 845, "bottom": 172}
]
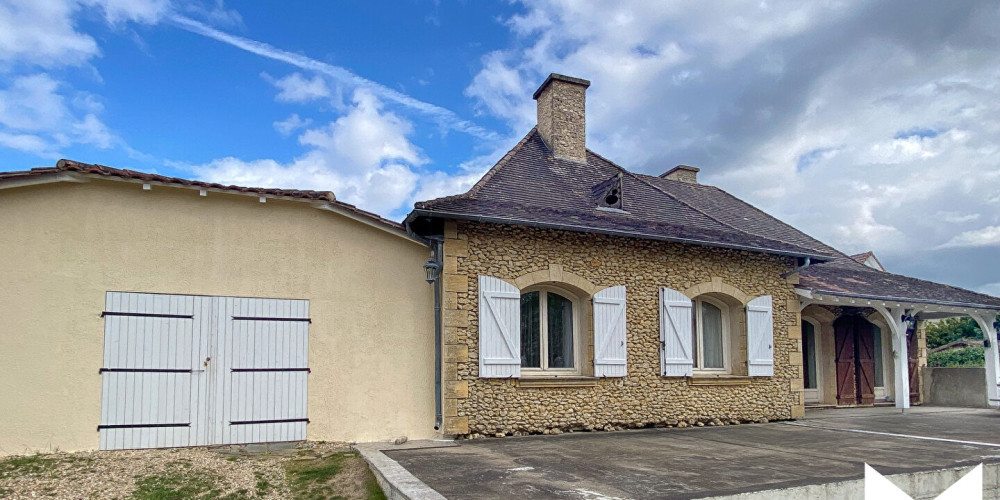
[
  {"left": 746, "top": 295, "right": 774, "bottom": 377},
  {"left": 478, "top": 276, "right": 521, "bottom": 378},
  {"left": 593, "top": 286, "right": 627, "bottom": 377},
  {"left": 660, "top": 287, "right": 694, "bottom": 377}
]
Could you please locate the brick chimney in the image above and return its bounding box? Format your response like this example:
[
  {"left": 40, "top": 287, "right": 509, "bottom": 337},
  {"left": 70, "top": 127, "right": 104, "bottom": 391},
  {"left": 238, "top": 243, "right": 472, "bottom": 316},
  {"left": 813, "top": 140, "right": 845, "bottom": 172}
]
[
  {"left": 661, "top": 165, "right": 699, "bottom": 183},
  {"left": 533, "top": 73, "right": 591, "bottom": 163}
]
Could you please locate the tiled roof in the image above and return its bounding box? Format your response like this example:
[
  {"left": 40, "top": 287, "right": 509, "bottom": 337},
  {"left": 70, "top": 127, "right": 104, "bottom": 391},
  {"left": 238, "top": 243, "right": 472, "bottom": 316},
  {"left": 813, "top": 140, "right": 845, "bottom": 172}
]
[
  {"left": 798, "top": 256, "right": 1000, "bottom": 310},
  {"left": 407, "top": 128, "right": 1000, "bottom": 310},
  {"left": 0, "top": 159, "right": 404, "bottom": 232},
  {"left": 409, "top": 129, "right": 838, "bottom": 259}
]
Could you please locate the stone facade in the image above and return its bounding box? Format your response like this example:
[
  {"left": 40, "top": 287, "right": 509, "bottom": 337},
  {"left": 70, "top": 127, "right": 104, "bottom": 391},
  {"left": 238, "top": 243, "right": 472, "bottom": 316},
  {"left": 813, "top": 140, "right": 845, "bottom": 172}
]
[{"left": 440, "top": 220, "right": 806, "bottom": 437}]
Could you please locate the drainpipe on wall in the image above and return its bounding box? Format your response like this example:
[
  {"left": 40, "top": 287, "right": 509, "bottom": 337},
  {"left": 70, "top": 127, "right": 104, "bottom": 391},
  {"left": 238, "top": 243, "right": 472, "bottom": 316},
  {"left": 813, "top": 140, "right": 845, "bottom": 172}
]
[
  {"left": 429, "top": 237, "right": 444, "bottom": 431},
  {"left": 406, "top": 225, "right": 445, "bottom": 432},
  {"left": 781, "top": 257, "right": 812, "bottom": 279}
]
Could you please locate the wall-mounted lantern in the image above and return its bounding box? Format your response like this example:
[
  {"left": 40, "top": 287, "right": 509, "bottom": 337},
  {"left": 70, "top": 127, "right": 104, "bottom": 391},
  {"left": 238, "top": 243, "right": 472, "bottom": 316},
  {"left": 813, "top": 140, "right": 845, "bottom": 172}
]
[{"left": 423, "top": 259, "right": 440, "bottom": 284}]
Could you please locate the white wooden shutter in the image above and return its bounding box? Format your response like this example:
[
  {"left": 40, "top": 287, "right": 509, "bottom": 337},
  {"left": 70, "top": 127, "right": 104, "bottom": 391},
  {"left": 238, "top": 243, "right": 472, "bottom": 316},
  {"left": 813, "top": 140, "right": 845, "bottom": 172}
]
[
  {"left": 593, "top": 286, "right": 627, "bottom": 377},
  {"left": 479, "top": 276, "right": 521, "bottom": 378},
  {"left": 660, "top": 287, "right": 694, "bottom": 377},
  {"left": 747, "top": 295, "right": 774, "bottom": 377}
]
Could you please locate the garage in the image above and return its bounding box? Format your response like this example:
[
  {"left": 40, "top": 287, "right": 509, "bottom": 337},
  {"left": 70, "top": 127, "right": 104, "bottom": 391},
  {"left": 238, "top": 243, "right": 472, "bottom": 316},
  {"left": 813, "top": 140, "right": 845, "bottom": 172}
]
[
  {"left": 1, "top": 161, "right": 436, "bottom": 456},
  {"left": 98, "top": 292, "right": 310, "bottom": 450}
]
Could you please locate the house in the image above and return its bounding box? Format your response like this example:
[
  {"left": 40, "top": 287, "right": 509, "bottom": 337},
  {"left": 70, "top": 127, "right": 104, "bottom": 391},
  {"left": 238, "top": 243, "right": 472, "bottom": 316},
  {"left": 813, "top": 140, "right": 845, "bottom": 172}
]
[
  {"left": 0, "top": 163, "right": 436, "bottom": 454},
  {"left": 1, "top": 73, "right": 998, "bottom": 454},
  {"left": 405, "top": 73, "right": 1000, "bottom": 437}
]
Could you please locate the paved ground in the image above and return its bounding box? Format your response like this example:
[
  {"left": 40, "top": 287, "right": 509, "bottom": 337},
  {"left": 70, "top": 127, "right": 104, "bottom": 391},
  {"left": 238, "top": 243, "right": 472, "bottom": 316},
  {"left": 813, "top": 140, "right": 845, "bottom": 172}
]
[{"left": 385, "top": 407, "right": 1000, "bottom": 499}]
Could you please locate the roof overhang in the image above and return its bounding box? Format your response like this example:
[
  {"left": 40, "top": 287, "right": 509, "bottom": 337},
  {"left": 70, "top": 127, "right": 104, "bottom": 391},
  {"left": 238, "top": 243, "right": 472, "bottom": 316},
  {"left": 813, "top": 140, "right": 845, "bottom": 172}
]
[
  {"left": 407, "top": 208, "right": 835, "bottom": 261},
  {"left": 795, "top": 287, "right": 1000, "bottom": 317},
  {"left": 3, "top": 169, "right": 422, "bottom": 245}
]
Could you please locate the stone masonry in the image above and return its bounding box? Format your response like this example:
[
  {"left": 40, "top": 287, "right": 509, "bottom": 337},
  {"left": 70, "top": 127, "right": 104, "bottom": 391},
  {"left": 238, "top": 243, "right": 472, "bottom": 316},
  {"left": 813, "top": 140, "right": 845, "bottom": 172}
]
[
  {"left": 534, "top": 74, "right": 589, "bottom": 163},
  {"left": 440, "top": 219, "right": 806, "bottom": 437}
]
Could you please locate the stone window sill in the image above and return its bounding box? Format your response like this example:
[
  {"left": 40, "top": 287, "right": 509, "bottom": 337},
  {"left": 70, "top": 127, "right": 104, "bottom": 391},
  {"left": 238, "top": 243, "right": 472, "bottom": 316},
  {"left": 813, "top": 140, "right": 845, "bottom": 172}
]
[
  {"left": 686, "top": 375, "right": 754, "bottom": 386},
  {"left": 517, "top": 377, "right": 599, "bottom": 388}
]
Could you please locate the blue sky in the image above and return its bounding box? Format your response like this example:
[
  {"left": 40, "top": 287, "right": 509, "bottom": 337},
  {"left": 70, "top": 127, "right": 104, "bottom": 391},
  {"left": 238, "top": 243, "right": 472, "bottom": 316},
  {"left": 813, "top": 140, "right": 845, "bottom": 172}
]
[{"left": 2, "top": 0, "right": 1000, "bottom": 295}]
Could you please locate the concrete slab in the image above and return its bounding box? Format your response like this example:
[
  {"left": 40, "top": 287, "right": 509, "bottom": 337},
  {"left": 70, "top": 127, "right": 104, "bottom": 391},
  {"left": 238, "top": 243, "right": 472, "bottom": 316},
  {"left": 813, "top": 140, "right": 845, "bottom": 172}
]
[
  {"left": 356, "top": 440, "right": 456, "bottom": 500},
  {"left": 385, "top": 408, "right": 1000, "bottom": 499}
]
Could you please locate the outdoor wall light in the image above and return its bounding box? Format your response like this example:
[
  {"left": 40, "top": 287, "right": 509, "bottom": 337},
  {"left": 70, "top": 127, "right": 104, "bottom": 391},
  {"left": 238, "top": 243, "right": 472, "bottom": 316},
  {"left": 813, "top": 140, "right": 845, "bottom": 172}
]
[{"left": 423, "top": 259, "right": 440, "bottom": 284}]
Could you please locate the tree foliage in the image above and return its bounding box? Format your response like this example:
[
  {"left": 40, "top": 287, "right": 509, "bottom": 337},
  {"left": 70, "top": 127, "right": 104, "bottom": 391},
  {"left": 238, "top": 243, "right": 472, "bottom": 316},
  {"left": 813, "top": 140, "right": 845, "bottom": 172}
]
[{"left": 925, "top": 317, "right": 982, "bottom": 349}]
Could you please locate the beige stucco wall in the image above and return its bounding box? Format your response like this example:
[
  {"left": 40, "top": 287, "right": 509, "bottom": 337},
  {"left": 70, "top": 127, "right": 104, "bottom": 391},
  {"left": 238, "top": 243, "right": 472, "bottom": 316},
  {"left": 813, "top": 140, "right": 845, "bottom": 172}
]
[
  {"left": 440, "top": 220, "right": 805, "bottom": 437},
  {"left": 0, "top": 179, "right": 435, "bottom": 456}
]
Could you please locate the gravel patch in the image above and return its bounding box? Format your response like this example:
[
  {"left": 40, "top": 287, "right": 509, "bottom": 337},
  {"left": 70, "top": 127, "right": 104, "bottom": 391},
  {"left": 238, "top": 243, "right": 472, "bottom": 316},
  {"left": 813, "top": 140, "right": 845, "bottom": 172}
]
[{"left": 0, "top": 441, "right": 367, "bottom": 499}]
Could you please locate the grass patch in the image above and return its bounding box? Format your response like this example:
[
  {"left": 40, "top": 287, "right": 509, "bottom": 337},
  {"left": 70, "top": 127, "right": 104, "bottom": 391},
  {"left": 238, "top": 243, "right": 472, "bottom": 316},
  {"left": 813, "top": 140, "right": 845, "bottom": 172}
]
[
  {"left": 254, "top": 472, "right": 272, "bottom": 497},
  {"left": 284, "top": 451, "right": 385, "bottom": 500},
  {"left": 363, "top": 468, "right": 386, "bottom": 500},
  {"left": 130, "top": 468, "right": 250, "bottom": 500},
  {"left": 0, "top": 454, "right": 92, "bottom": 479}
]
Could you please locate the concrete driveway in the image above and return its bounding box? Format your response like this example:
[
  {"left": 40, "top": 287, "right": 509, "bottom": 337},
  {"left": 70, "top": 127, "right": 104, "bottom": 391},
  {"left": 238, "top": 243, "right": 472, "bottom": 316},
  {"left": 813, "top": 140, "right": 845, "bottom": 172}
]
[{"left": 385, "top": 407, "right": 1000, "bottom": 499}]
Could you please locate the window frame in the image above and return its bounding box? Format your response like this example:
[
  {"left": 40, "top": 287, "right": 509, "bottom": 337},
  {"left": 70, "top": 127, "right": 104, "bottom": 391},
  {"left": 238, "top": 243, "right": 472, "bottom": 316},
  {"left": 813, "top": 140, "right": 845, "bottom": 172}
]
[
  {"left": 692, "top": 296, "right": 731, "bottom": 374},
  {"left": 520, "top": 285, "right": 582, "bottom": 377},
  {"left": 801, "top": 316, "right": 823, "bottom": 403}
]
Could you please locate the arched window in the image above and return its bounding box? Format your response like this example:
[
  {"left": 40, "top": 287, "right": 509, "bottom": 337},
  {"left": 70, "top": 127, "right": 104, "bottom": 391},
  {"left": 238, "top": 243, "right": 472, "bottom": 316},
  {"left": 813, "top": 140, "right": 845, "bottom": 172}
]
[
  {"left": 692, "top": 296, "right": 730, "bottom": 372},
  {"left": 520, "top": 286, "right": 580, "bottom": 373}
]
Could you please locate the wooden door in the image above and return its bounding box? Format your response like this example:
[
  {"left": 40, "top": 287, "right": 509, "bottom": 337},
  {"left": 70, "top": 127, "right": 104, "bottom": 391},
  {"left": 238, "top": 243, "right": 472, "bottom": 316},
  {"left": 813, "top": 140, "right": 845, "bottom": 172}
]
[
  {"left": 101, "top": 292, "right": 310, "bottom": 450},
  {"left": 99, "top": 292, "right": 208, "bottom": 450},
  {"left": 856, "top": 320, "right": 876, "bottom": 405},
  {"left": 213, "top": 296, "right": 310, "bottom": 446},
  {"left": 834, "top": 317, "right": 857, "bottom": 405},
  {"left": 907, "top": 330, "right": 920, "bottom": 404}
]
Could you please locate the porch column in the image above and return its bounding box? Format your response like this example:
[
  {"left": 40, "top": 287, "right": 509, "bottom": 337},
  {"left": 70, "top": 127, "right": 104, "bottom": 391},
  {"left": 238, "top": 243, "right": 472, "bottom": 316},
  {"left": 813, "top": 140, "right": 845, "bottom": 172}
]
[
  {"left": 873, "top": 306, "right": 911, "bottom": 409},
  {"left": 971, "top": 313, "right": 1000, "bottom": 408}
]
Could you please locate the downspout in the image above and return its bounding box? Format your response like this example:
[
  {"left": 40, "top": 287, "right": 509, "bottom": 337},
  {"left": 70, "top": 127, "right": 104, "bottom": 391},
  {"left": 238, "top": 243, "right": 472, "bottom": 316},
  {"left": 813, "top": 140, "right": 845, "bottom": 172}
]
[
  {"left": 781, "top": 257, "right": 812, "bottom": 279},
  {"left": 429, "top": 236, "right": 444, "bottom": 431},
  {"left": 407, "top": 222, "right": 445, "bottom": 432}
]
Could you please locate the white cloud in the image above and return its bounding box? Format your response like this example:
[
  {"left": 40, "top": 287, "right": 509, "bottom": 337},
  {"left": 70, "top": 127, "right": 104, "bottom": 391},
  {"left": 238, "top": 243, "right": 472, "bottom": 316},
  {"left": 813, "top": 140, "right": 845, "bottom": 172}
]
[
  {"left": 0, "top": 0, "right": 169, "bottom": 68},
  {"left": 273, "top": 113, "right": 311, "bottom": 137},
  {"left": 464, "top": 51, "right": 534, "bottom": 132},
  {"left": 84, "top": 0, "right": 170, "bottom": 25},
  {"left": 935, "top": 211, "right": 980, "bottom": 224},
  {"left": 176, "top": 0, "right": 242, "bottom": 28},
  {"left": 0, "top": 132, "right": 57, "bottom": 157},
  {"left": 170, "top": 14, "right": 498, "bottom": 140},
  {"left": 940, "top": 226, "right": 1000, "bottom": 249},
  {"left": 0, "top": 0, "right": 174, "bottom": 160},
  {"left": 190, "top": 89, "right": 428, "bottom": 216},
  {"left": 0, "top": 0, "right": 100, "bottom": 67},
  {"left": 269, "top": 72, "right": 331, "bottom": 103},
  {"left": 0, "top": 73, "right": 114, "bottom": 156}
]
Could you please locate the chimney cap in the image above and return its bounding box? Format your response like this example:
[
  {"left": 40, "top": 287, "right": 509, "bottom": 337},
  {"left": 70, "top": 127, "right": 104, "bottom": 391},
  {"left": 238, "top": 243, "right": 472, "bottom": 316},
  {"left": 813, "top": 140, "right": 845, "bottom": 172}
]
[
  {"left": 532, "top": 73, "right": 591, "bottom": 100},
  {"left": 660, "top": 165, "right": 700, "bottom": 178},
  {"left": 660, "top": 165, "right": 700, "bottom": 183}
]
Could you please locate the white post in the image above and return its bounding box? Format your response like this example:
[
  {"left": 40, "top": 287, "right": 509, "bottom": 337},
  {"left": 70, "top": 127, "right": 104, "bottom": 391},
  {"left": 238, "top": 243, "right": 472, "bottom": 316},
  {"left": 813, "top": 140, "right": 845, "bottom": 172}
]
[
  {"left": 972, "top": 313, "right": 1000, "bottom": 408},
  {"left": 874, "top": 306, "right": 910, "bottom": 409}
]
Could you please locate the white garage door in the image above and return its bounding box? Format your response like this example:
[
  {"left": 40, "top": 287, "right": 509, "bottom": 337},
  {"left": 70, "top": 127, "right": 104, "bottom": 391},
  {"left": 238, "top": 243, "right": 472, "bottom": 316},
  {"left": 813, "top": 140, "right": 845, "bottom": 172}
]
[{"left": 99, "top": 292, "right": 310, "bottom": 450}]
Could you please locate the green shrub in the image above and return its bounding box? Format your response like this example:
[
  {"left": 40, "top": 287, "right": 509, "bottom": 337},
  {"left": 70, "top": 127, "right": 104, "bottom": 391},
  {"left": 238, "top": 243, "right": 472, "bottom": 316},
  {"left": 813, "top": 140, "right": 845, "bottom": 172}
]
[{"left": 928, "top": 347, "right": 985, "bottom": 367}]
